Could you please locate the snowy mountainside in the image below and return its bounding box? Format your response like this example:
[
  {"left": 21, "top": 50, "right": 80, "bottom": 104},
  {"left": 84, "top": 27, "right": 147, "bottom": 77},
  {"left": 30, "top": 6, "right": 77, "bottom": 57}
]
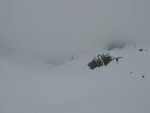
[{"left": 0, "top": 45, "right": 150, "bottom": 113}]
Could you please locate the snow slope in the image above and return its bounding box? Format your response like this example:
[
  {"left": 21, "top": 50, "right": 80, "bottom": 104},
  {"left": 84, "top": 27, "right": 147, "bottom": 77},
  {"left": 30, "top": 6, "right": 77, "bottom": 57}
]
[{"left": 0, "top": 45, "right": 150, "bottom": 113}]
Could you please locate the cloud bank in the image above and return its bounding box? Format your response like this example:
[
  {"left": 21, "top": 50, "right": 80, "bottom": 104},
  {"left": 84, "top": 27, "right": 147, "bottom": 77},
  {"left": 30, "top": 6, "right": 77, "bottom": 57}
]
[{"left": 0, "top": 0, "right": 150, "bottom": 64}]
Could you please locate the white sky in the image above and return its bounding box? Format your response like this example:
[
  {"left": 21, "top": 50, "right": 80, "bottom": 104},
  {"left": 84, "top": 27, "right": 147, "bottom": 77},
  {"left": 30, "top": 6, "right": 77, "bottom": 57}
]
[{"left": 0, "top": 0, "right": 150, "bottom": 61}]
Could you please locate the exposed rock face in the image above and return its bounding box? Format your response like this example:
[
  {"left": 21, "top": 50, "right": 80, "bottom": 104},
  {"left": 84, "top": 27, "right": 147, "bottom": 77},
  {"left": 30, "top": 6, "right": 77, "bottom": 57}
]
[
  {"left": 100, "top": 53, "right": 113, "bottom": 66},
  {"left": 88, "top": 58, "right": 101, "bottom": 70},
  {"left": 139, "top": 48, "right": 143, "bottom": 51},
  {"left": 88, "top": 53, "right": 122, "bottom": 70}
]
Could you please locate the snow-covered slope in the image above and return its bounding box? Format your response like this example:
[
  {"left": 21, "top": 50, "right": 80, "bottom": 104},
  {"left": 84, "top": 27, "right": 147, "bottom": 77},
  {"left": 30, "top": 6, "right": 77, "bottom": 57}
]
[{"left": 0, "top": 45, "right": 150, "bottom": 113}]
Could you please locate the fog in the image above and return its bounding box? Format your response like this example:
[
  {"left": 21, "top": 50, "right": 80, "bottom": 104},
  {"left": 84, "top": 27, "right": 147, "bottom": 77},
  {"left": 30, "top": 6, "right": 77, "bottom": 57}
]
[{"left": 0, "top": 0, "right": 150, "bottom": 65}]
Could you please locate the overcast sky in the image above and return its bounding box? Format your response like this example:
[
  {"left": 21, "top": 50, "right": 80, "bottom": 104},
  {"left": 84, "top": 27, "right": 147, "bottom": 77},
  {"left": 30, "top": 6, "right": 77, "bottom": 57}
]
[{"left": 0, "top": 0, "right": 150, "bottom": 62}]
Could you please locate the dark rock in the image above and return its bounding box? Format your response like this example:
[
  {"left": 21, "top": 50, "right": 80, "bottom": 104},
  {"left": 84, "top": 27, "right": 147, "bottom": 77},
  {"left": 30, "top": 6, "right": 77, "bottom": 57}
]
[
  {"left": 114, "top": 57, "right": 123, "bottom": 62},
  {"left": 101, "top": 53, "right": 113, "bottom": 66},
  {"left": 139, "top": 48, "right": 143, "bottom": 51},
  {"left": 88, "top": 53, "right": 121, "bottom": 70},
  {"left": 88, "top": 53, "right": 123, "bottom": 70},
  {"left": 88, "top": 58, "right": 102, "bottom": 70}
]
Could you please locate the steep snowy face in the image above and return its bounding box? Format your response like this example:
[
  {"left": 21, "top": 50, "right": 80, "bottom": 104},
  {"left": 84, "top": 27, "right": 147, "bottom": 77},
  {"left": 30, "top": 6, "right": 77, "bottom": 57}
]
[
  {"left": 0, "top": 0, "right": 150, "bottom": 62},
  {"left": 0, "top": 0, "right": 150, "bottom": 112},
  {"left": 0, "top": 45, "right": 150, "bottom": 113}
]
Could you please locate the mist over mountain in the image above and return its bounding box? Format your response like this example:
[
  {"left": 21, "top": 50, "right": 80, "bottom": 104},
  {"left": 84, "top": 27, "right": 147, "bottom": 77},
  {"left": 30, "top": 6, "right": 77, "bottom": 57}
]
[
  {"left": 0, "top": 1, "right": 150, "bottom": 113},
  {"left": 0, "top": 0, "right": 150, "bottom": 64}
]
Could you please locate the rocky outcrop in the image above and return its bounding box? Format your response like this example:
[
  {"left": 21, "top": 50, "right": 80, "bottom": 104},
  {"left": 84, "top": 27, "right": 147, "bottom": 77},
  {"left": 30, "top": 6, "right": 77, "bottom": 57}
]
[{"left": 88, "top": 53, "right": 122, "bottom": 70}]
